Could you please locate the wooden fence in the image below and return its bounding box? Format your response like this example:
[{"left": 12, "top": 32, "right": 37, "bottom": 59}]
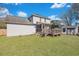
[{"left": 0, "top": 29, "right": 6, "bottom": 36}]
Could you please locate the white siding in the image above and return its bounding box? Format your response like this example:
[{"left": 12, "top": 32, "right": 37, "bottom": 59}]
[
  {"left": 33, "top": 16, "right": 40, "bottom": 24},
  {"left": 46, "top": 19, "right": 51, "bottom": 24},
  {"left": 41, "top": 18, "right": 45, "bottom": 23},
  {"left": 32, "top": 16, "right": 51, "bottom": 24},
  {"left": 7, "top": 24, "right": 36, "bottom": 36},
  {"left": 75, "top": 25, "right": 79, "bottom": 34}
]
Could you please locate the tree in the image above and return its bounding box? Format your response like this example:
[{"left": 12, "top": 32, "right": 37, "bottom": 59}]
[
  {"left": 51, "top": 20, "right": 60, "bottom": 29},
  {"left": 61, "top": 7, "right": 74, "bottom": 26},
  {"left": 60, "top": 4, "right": 77, "bottom": 26},
  {"left": 0, "top": 20, "right": 6, "bottom": 29},
  {"left": 71, "top": 3, "right": 79, "bottom": 20}
]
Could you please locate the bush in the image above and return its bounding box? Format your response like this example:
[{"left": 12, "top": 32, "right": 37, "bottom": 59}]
[
  {"left": 76, "top": 33, "right": 79, "bottom": 36},
  {"left": 0, "top": 21, "right": 6, "bottom": 29}
]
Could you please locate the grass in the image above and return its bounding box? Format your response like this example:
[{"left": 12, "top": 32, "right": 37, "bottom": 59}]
[{"left": 0, "top": 35, "right": 79, "bottom": 56}]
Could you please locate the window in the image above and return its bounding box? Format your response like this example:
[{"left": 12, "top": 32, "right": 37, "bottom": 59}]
[
  {"left": 63, "top": 28, "right": 65, "bottom": 32},
  {"left": 36, "top": 24, "right": 42, "bottom": 32},
  {"left": 78, "top": 27, "right": 79, "bottom": 33}
]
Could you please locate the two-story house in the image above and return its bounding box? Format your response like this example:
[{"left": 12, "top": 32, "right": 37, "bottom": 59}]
[
  {"left": 0, "top": 14, "right": 51, "bottom": 36},
  {"left": 28, "top": 14, "right": 51, "bottom": 33}
]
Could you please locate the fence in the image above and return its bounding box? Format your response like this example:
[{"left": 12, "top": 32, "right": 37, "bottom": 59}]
[{"left": 0, "top": 29, "right": 6, "bottom": 36}]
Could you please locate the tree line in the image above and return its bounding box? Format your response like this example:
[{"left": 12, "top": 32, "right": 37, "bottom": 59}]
[{"left": 51, "top": 3, "right": 79, "bottom": 29}]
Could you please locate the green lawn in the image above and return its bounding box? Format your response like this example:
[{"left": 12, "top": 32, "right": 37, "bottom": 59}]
[{"left": 0, "top": 35, "right": 79, "bottom": 56}]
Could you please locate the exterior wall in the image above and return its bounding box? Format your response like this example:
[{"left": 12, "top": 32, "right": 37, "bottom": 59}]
[
  {"left": 61, "top": 28, "right": 67, "bottom": 34},
  {"left": 75, "top": 25, "right": 79, "bottom": 34},
  {"left": 62, "top": 27, "right": 76, "bottom": 35},
  {"left": 41, "top": 18, "right": 45, "bottom": 23},
  {"left": 66, "top": 29, "right": 75, "bottom": 35},
  {"left": 32, "top": 16, "right": 51, "bottom": 24},
  {"left": 46, "top": 19, "right": 51, "bottom": 24},
  {"left": 33, "top": 16, "right": 40, "bottom": 24},
  {"left": 28, "top": 16, "right": 33, "bottom": 23},
  {"left": 7, "top": 24, "right": 36, "bottom": 36}
]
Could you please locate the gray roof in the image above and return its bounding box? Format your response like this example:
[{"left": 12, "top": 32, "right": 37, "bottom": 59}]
[
  {"left": 29, "top": 14, "right": 51, "bottom": 20},
  {"left": 4, "top": 15, "right": 33, "bottom": 25},
  {"left": 63, "top": 26, "right": 76, "bottom": 29}
]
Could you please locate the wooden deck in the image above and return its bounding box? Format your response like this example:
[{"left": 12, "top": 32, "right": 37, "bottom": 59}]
[{"left": 40, "top": 28, "right": 61, "bottom": 37}]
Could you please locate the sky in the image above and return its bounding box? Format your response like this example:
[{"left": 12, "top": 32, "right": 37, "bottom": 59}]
[{"left": 0, "top": 3, "right": 71, "bottom": 20}]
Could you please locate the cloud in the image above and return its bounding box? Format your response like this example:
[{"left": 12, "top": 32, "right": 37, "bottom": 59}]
[
  {"left": 17, "top": 11, "right": 27, "bottom": 17},
  {"left": 50, "top": 3, "right": 66, "bottom": 8},
  {"left": 13, "top": 3, "right": 21, "bottom": 6},
  {"left": 67, "top": 5, "right": 71, "bottom": 7},
  {"left": 15, "top": 3, "right": 18, "bottom": 5},
  {"left": 48, "top": 15, "right": 62, "bottom": 20},
  {"left": 14, "top": 3, "right": 21, "bottom": 5},
  {"left": 0, "top": 7, "right": 12, "bottom": 18},
  {"left": 50, "top": 3, "right": 71, "bottom": 8},
  {"left": 5, "top": 3, "right": 21, "bottom": 6},
  {"left": 49, "top": 15, "right": 56, "bottom": 19}
]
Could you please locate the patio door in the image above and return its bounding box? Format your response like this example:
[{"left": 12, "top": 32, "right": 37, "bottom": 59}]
[
  {"left": 36, "top": 24, "right": 42, "bottom": 33},
  {"left": 78, "top": 27, "right": 79, "bottom": 33}
]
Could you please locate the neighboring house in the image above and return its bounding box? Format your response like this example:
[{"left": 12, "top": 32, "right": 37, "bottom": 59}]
[
  {"left": 62, "top": 26, "right": 75, "bottom": 35},
  {"left": 52, "top": 20, "right": 76, "bottom": 35},
  {"left": 61, "top": 22, "right": 79, "bottom": 35},
  {"left": 75, "top": 22, "right": 79, "bottom": 34}
]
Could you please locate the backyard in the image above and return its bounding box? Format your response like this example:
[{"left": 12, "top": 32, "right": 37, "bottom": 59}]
[{"left": 0, "top": 35, "right": 79, "bottom": 56}]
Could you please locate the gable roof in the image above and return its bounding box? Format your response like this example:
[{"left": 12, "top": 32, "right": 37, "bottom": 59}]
[
  {"left": 29, "top": 14, "right": 51, "bottom": 20},
  {"left": 4, "top": 15, "right": 33, "bottom": 25}
]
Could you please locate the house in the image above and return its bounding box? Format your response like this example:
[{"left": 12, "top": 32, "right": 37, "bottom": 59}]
[
  {"left": 0, "top": 14, "right": 51, "bottom": 36},
  {"left": 1, "top": 13, "right": 79, "bottom": 36},
  {"left": 62, "top": 26, "right": 75, "bottom": 35},
  {"left": 75, "top": 22, "right": 79, "bottom": 34},
  {"left": 28, "top": 14, "right": 51, "bottom": 34},
  {"left": 28, "top": 14, "right": 50, "bottom": 24},
  {"left": 52, "top": 20, "right": 76, "bottom": 35},
  {"left": 61, "top": 22, "right": 79, "bottom": 35}
]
